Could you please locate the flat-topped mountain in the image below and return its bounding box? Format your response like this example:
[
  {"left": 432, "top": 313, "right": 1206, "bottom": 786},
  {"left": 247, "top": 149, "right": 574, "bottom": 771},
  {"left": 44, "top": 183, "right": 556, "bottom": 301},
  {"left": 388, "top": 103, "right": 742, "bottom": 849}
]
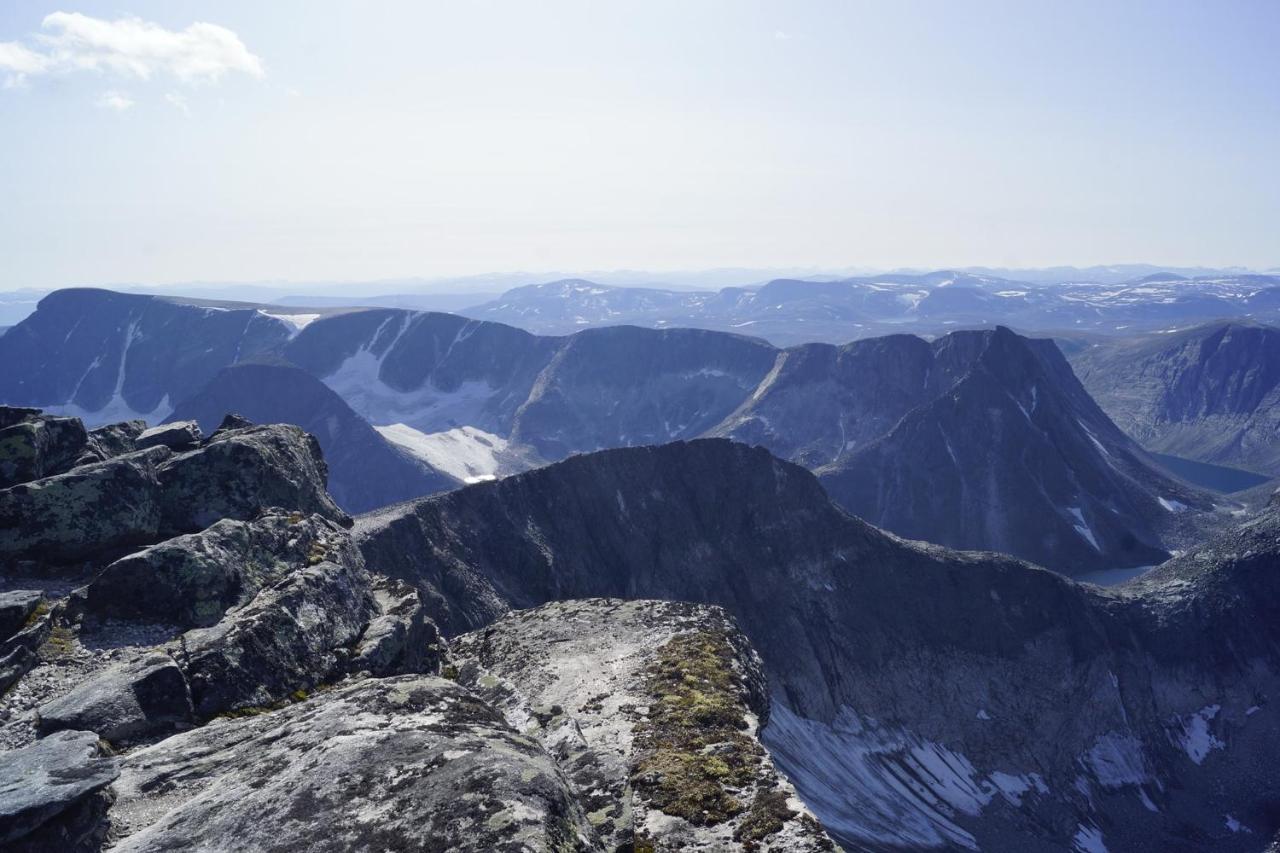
[
  {"left": 356, "top": 438, "right": 1280, "bottom": 851},
  {"left": 1071, "top": 321, "right": 1280, "bottom": 477}
]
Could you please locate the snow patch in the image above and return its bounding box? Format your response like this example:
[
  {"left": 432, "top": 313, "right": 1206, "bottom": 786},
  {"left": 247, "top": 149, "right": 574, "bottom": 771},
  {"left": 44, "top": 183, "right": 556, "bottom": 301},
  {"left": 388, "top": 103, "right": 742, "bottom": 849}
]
[
  {"left": 1157, "top": 496, "right": 1188, "bottom": 513},
  {"left": 1172, "top": 705, "right": 1224, "bottom": 764},
  {"left": 376, "top": 423, "right": 522, "bottom": 484},
  {"left": 1085, "top": 733, "right": 1151, "bottom": 788},
  {"left": 259, "top": 311, "right": 321, "bottom": 337},
  {"left": 1073, "top": 823, "right": 1108, "bottom": 853},
  {"left": 1067, "top": 506, "right": 1101, "bottom": 551}
]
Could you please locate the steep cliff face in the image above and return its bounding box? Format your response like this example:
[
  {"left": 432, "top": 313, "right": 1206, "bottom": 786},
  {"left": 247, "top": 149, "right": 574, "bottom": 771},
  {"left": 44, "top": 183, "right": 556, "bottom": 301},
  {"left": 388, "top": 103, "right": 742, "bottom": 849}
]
[
  {"left": 356, "top": 439, "right": 1280, "bottom": 851},
  {"left": 0, "top": 290, "right": 291, "bottom": 425},
  {"left": 816, "top": 328, "right": 1206, "bottom": 573},
  {"left": 1071, "top": 321, "right": 1280, "bottom": 476}
]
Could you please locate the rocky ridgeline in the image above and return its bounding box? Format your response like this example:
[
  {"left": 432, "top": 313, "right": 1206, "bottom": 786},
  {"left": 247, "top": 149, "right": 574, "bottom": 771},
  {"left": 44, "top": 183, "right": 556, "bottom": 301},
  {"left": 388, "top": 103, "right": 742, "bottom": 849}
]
[{"left": 0, "top": 407, "right": 829, "bottom": 851}]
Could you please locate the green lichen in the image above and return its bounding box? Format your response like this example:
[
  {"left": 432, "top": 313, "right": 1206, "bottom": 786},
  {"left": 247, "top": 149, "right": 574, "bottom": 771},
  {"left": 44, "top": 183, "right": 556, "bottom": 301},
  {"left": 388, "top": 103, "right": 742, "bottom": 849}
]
[
  {"left": 630, "top": 630, "right": 762, "bottom": 826},
  {"left": 22, "top": 599, "right": 49, "bottom": 629},
  {"left": 441, "top": 664, "right": 459, "bottom": 681},
  {"left": 734, "top": 789, "right": 795, "bottom": 847}
]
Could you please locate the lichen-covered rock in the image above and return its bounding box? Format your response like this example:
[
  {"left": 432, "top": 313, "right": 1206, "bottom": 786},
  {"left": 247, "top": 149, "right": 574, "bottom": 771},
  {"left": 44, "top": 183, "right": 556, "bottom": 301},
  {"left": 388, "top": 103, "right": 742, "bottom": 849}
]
[
  {"left": 453, "top": 599, "right": 833, "bottom": 852},
  {"left": 0, "top": 729, "right": 119, "bottom": 852},
  {"left": 347, "top": 577, "right": 447, "bottom": 677},
  {"left": 85, "top": 511, "right": 358, "bottom": 629},
  {"left": 0, "top": 446, "right": 170, "bottom": 565},
  {"left": 157, "top": 423, "right": 349, "bottom": 533},
  {"left": 0, "top": 408, "right": 88, "bottom": 488},
  {"left": 171, "top": 558, "right": 377, "bottom": 717},
  {"left": 135, "top": 420, "right": 202, "bottom": 451},
  {"left": 36, "top": 652, "right": 193, "bottom": 744},
  {"left": 109, "top": 675, "right": 602, "bottom": 852},
  {"left": 0, "top": 597, "right": 54, "bottom": 694},
  {"left": 85, "top": 419, "right": 146, "bottom": 460}
]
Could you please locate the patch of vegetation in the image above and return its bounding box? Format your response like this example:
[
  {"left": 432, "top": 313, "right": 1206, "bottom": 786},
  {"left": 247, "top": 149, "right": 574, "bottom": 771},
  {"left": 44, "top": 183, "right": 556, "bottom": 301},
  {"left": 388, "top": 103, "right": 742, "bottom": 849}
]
[
  {"left": 440, "top": 664, "right": 459, "bottom": 681},
  {"left": 22, "top": 599, "right": 49, "bottom": 629},
  {"left": 734, "top": 788, "right": 795, "bottom": 847},
  {"left": 630, "top": 630, "right": 763, "bottom": 826}
]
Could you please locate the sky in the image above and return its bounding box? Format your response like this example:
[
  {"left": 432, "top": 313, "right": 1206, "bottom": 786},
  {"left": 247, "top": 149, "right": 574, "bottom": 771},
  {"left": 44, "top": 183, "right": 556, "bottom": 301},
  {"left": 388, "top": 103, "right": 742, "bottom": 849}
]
[{"left": 1, "top": 0, "right": 1278, "bottom": 291}]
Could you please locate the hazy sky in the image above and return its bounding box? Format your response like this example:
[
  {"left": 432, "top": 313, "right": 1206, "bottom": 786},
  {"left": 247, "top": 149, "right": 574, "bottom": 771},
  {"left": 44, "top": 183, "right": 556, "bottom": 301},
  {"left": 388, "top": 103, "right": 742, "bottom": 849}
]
[{"left": 1, "top": 1, "right": 1277, "bottom": 289}]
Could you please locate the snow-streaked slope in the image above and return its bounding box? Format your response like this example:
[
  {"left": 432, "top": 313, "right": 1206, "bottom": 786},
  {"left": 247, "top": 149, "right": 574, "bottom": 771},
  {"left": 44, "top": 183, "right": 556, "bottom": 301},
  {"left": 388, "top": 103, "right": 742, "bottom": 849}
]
[{"left": 376, "top": 423, "right": 543, "bottom": 484}]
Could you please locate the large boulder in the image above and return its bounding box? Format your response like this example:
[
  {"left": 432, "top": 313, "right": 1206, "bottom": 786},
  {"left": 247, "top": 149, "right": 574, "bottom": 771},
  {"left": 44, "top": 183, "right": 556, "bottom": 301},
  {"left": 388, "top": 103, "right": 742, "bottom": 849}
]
[
  {"left": 109, "top": 676, "right": 601, "bottom": 852},
  {"left": 0, "top": 446, "right": 170, "bottom": 565},
  {"left": 0, "top": 592, "right": 50, "bottom": 694},
  {"left": 0, "top": 408, "right": 88, "bottom": 488},
  {"left": 157, "top": 423, "right": 349, "bottom": 533},
  {"left": 85, "top": 511, "right": 359, "bottom": 630},
  {"left": 36, "top": 653, "right": 193, "bottom": 745},
  {"left": 134, "top": 420, "right": 202, "bottom": 452},
  {"left": 453, "top": 598, "right": 833, "bottom": 852},
  {"left": 84, "top": 419, "right": 146, "bottom": 460},
  {"left": 171, "top": 558, "right": 377, "bottom": 717},
  {"left": 0, "top": 729, "right": 119, "bottom": 852},
  {"left": 346, "top": 577, "right": 448, "bottom": 677},
  {"left": 0, "top": 590, "right": 44, "bottom": 639}
]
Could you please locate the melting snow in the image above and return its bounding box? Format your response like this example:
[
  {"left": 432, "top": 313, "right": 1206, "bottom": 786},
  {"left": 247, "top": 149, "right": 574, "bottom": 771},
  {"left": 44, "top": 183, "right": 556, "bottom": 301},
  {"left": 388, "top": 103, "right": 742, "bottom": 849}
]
[
  {"left": 1085, "top": 733, "right": 1150, "bottom": 788},
  {"left": 1173, "top": 705, "right": 1224, "bottom": 764},
  {"left": 1073, "top": 824, "right": 1108, "bottom": 853},
  {"left": 1067, "top": 507, "right": 1101, "bottom": 551},
  {"left": 1225, "top": 814, "right": 1250, "bottom": 833},
  {"left": 1157, "top": 497, "right": 1188, "bottom": 513},
  {"left": 376, "top": 423, "right": 516, "bottom": 484},
  {"left": 259, "top": 311, "right": 321, "bottom": 337}
]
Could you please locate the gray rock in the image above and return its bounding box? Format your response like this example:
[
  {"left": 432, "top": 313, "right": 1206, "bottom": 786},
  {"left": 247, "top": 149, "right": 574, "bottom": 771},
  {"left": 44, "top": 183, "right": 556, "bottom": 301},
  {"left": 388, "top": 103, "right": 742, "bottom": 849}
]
[
  {"left": 135, "top": 420, "right": 202, "bottom": 451},
  {"left": 109, "top": 675, "right": 602, "bottom": 852},
  {"left": 0, "top": 409, "right": 89, "bottom": 488},
  {"left": 0, "top": 446, "right": 170, "bottom": 565},
  {"left": 157, "top": 423, "right": 350, "bottom": 534},
  {"left": 0, "top": 597, "right": 54, "bottom": 693},
  {"left": 172, "top": 558, "right": 377, "bottom": 717},
  {"left": 85, "top": 511, "right": 359, "bottom": 629},
  {"left": 0, "top": 589, "right": 44, "bottom": 639},
  {"left": 85, "top": 419, "right": 146, "bottom": 460},
  {"left": 36, "top": 653, "right": 193, "bottom": 744},
  {"left": 454, "top": 599, "right": 834, "bottom": 852},
  {"left": 347, "top": 577, "right": 447, "bottom": 676},
  {"left": 0, "top": 729, "right": 119, "bottom": 851}
]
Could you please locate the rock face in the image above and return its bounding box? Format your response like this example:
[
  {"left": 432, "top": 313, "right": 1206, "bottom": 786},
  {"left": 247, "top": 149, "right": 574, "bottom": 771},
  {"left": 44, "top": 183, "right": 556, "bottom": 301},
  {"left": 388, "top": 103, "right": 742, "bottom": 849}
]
[
  {"left": 1071, "top": 321, "right": 1280, "bottom": 476},
  {"left": 84, "top": 511, "right": 357, "bottom": 629},
  {"left": 357, "top": 439, "right": 1280, "bottom": 851},
  {"left": 165, "top": 363, "right": 458, "bottom": 513},
  {"left": 108, "top": 676, "right": 602, "bottom": 852},
  {"left": 454, "top": 599, "right": 832, "bottom": 852},
  {"left": 0, "top": 730, "right": 119, "bottom": 852},
  {"left": 0, "top": 409, "right": 89, "bottom": 488}
]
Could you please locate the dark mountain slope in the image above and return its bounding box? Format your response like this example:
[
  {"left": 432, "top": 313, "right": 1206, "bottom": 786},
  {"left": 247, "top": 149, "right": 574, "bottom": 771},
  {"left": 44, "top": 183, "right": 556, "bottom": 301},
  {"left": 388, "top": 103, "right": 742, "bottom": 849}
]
[
  {"left": 0, "top": 289, "right": 291, "bottom": 424},
  {"left": 165, "top": 363, "right": 458, "bottom": 513},
  {"left": 1071, "top": 321, "right": 1280, "bottom": 476},
  {"left": 356, "top": 439, "right": 1280, "bottom": 851}
]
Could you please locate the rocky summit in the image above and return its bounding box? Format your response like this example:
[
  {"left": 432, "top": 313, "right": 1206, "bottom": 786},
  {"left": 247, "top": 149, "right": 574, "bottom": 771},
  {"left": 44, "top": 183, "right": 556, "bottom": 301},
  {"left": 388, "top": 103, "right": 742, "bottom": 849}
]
[{"left": 0, "top": 406, "right": 836, "bottom": 852}]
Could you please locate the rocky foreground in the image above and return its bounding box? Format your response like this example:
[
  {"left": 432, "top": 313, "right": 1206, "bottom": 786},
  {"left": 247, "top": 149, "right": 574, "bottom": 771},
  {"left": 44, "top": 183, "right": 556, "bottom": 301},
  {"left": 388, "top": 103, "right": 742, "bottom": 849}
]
[{"left": 0, "top": 406, "right": 830, "bottom": 851}]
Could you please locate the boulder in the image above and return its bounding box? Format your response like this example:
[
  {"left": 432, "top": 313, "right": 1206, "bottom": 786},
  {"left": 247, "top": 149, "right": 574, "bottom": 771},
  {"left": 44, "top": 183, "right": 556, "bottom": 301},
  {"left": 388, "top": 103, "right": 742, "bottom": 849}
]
[
  {"left": 347, "top": 578, "right": 448, "bottom": 676},
  {"left": 109, "top": 676, "right": 601, "bottom": 852},
  {"left": 135, "top": 420, "right": 202, "bottom": 451},
  {"left": 0, "top": 589, "right": 44, "bottom": 639},
  {"left": 157, "top": 423, "right": 349, "bottom": 533},
  {"left": 0, "top": 446, "right": 170, "bottom": 565},
  {"left": 453, "top": 599, "right": 833, "bottom": 852},
  {"left": 0, "top": 729, "right": 119, "bottom": 852},
  {"left": 85, "top": 419, "right": 146, "bottom": 460},
  {"left": 172, "top": 558, "right": 377, "bottom": 717},
  {"left": 85, "top": 511, "right": 359, "bottom": 629},
  {"left": 36, "top": 653, "right": 193, "bottom": 744},
  {"left": 0, "top": 409, "right": 89, "bottom": 488},
  {"left": 0, "top": 596, "right": 53, "bottom": 693}
]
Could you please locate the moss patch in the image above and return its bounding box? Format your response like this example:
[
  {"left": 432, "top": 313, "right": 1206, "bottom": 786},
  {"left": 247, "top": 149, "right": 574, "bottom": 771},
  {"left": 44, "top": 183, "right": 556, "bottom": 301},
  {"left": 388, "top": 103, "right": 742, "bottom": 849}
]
[
  {"left": 735, "top": 789, "right": 795, "bottom": 847},
  {"left": 630, "top": 630, "right": 763, "bottom": 826}
]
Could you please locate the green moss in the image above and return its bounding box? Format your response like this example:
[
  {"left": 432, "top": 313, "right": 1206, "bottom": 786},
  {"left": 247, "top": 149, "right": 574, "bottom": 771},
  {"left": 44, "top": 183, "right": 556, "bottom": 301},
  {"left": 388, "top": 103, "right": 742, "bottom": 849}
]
[
  {"left": 440, "top": 664, "right": 459, "bottom": 681},
  {"left": 290, "top": 688, "right": 310, "bottom": 702},
  {"left": 22, "top": 600, "right": 49, "bottom": 629},
  {"left": 630, "top": 631, "right": 763, "bottom": 826},
  {"left": 734, "top": 789, "right": 795, "bottom": 846}
]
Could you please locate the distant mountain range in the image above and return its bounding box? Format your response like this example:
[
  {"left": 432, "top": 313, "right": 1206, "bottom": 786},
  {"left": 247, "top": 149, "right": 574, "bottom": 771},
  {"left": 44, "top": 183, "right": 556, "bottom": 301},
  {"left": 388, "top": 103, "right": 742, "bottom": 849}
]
[
  {"left": 0, "top": 287, "right": 1229, "bottom": 574},
  {"left": 461, "top": 271, "right": 1280, "bottom": 345}
]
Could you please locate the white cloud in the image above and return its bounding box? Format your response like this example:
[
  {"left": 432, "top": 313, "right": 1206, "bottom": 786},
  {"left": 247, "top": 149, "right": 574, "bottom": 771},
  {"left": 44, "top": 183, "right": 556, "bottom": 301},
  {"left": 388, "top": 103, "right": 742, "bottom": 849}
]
[
  {"left": 0, "top": 11, "right": 263, "bottom": 83},
  {"left": 774, "top": 30, "right": 792, "bottom": 40},
  {"left": 96, "top": 89, "right": 134, "bottom": 111}
]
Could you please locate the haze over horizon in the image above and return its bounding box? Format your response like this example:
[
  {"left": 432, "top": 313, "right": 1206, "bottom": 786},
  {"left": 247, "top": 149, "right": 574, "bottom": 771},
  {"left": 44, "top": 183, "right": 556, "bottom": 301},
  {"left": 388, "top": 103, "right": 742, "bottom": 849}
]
[{"left": 2, "top": 1, "right": 1278, "bottom": 290}]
